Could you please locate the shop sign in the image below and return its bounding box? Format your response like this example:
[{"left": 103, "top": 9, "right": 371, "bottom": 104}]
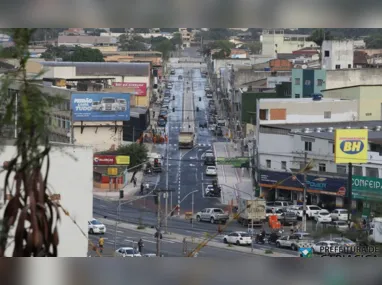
[
  {"left": 216, "top": 157, "right": 249, "bottom": 168},
  {"left": 334, "top": 129, "right": 368, "bottom": 164},
  {"left": 259, "top": 170, "right": 347, "bottom": 196},
  {"left": 352, "top": 175, "right": 382, "bottom": 201}
]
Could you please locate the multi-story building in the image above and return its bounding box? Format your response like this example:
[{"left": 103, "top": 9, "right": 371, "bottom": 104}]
[
  {"left": 255, "top": 121, "right": 382, "bottom": 213},
  {"left": 322, "top": 85, "right": 382, "bottom": 121},
  {"left": 291, "top": 68, "right": 327, "bottom": 98},
  {"left": 57, "top": 35, "right": 118, "bottom": 48},
  {"left": 0, "top": 140, "right": 93, "bottom": 257},
  {"left": 321, "top": 40, "right": 354, "bottom": 70},
  {"left": 261, "top": 29, "right": 318, "bottom": 58}
]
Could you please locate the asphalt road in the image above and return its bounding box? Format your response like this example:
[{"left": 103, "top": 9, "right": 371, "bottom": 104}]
[{"left": 88, "top": 224, "right": 264, "bottom": 258}]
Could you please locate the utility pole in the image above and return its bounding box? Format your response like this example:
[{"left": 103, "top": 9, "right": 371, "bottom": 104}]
[
  {"left": 156, "top": 192, "right": 161, "bottom": 257},
  {"left": 255, "top": 99, "right": 260, "bottom": 198},
  {"left": 164, "top": 139, "right": 169, "bottom": 233},
  {"left": 302, "top": 151, "right": 308, "bottom": 232},
  {"left": 347, "top": 162, "right": 353, "bottom": 224},
  {"left": 191, "top": 191, "right": 195, "bottom": 228}
]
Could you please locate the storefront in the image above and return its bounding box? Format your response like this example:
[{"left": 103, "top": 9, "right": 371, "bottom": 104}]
[
  {"left": 259, "top": 169, "right": 347, "bottom": 210},
  {"left": 352, "top": 175, "right": 382, "bottom": 217}
]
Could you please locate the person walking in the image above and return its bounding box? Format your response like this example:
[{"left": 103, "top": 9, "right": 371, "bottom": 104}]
[
  {"left": 98, "top": 237, "right": 104, "bottom": 254},
  {"left": 133, "top": 177, "right": 137, "bottom": 187},
  {"left": 138, "top": 238, "right": 144, "bottom": 254}
]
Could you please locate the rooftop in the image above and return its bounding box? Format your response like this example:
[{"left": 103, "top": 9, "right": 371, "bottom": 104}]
[
  {"left": 259, "top": 98, "right": 353, "bottom": 103},
  {"left": 321, "top": 84, "right": 382, "bottom": 92}
]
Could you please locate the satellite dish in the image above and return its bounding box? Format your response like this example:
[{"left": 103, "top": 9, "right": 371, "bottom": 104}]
[{"left": 302, "top": 64, "right": 307, "bottom": 69}]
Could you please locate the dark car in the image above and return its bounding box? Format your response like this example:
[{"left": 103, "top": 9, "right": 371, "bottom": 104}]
[
  {"left": 204, "top": 156, "right": 216, "bottom": 166},
  {"left": 159, "top": 111, "right": 168, "bottom": 120},
  {"left": 278, "top": 210, "right": 297, "bottom": 226},
  {"left": 157, "top": 118, "right": 166, "bottom": 127}
]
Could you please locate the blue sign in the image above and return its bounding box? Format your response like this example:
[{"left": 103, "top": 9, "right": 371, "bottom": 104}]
[
  {"left": 259, "top": 170, "right": 346, "bottom": 195},
  {"left": 71, "top": 93, "right": 130, "bottom": 121}
]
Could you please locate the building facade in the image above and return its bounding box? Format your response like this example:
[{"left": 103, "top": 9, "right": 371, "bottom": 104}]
[
  {"left": 322, "top": 85, "right": 382, "bottom": 121},
  {"left": 291, "top": 69, "right": 326, "bottom": 98},
  {"left": 321, "top": 40, "right": 354, "bottom": 70},
  {"left": 258, "top": 98, "right": 358, "bottom": 125},
  {"left": 255, "top": 122, "right": 382, "bottom": 210},
  {"left": 261, "top": 30, "right": 318, "bottom": 58},
  {"left": 0, "top": 142, "right": 93, "bottom": 257}
]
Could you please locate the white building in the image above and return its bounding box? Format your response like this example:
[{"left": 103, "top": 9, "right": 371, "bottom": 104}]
[
  {"left": 261, "top": 29, "right": 318, "bottom": 58},
  {"left": 266, "top": 76, "right": 291, "bottom": 88},
  {"left": 321, "top": 40, "right": 354, "bottom": 70},
  {"left": 255, "top": 121, "right": 382, "bottom": 208},
  {"left": 259, "top": 97, "right": 358, "bottom": 125},
  {"left": 0, "top": 141, "right": 93, "bottom": 257}
]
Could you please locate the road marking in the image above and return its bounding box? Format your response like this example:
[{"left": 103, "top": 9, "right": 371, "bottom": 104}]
[
  {"left": 117, "top": 231, "right": 124, "bottom": 234},
  {"left": 142, "top": 239, "right": 156, "bottom": 244}
]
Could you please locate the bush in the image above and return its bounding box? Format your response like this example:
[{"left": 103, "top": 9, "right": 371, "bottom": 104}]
[
  {"left": 264, "top": 249, "right": 273, "bottom": 254},
  {"left": 137, "top": 225, "right": 146, "bottom": 230}
]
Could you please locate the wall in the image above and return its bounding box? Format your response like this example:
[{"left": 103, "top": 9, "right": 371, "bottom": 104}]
[
  {"left": 241, "top": 91, "right": 278, "bottom": 123},
  {"left": 259, "top": 99, "right": 358, "bottom": 125},
  {"left": 261, "top": 33, "right": 317, "bottom": 57},
  {"left": 0, "top": 143, "right": 93, "bottom": 257},
  {"left": 292, "top": 68, "right": 326, "bottom": 98},
  {"left": 73, "top": 126, "right": 123, "bottom": 153},
  {"left": 235, "top": 70, "right": 292, "bottom": 87},
  {"left": 326, "top": 69, "right": 382, "bottom": 89},
  {"left": 321, "top": 40, "right": 354, "bottom": 70},
  {"left": 267, "top": 76, "right": 291, "bottom": 88},
  {"left": 213, "top": 59, "right": 251, "bottom": 75},
  {"left": 359, "top": 86, "right": 382, "bottom": 121}
]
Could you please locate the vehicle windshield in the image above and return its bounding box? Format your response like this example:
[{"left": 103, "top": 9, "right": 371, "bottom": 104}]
[
  {"left": 320, "top": 212, "right": 330, "bottom": 215},
  {"left": 239, "top": 233, "right": 250, "bottom": 237},
  {"left": 300, "top": 234, "right": 312, "bottom": 240},
  {"left": 91, "top": 220, "right": 102, "bottom": 225},
  {"left": 213, "top": 209, "right": 223, "bottom": 213},
  {"left": 124, "top": 249, "right": 137, "bottom": 255},
  {"left": 102, "top": 98, "right": 115, "bottom": 103}
]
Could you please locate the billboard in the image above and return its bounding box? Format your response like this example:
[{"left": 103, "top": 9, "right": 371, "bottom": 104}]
[
  {"left": 112, "top": 82, "right": 147, "bottom": 96},
  {"left": 259, "top": 170, "right": 347, "bottom": 196},
  {"left": 93, "top": 155, "right": 130, "bottom": 165},
  {"left": 334, "top": 129, "right": 368, "bottom": 164},
  {"left": 71, "top": 93, "right": 130, "bottom": 121},
  {"left": 352, "top": 175, "right": 382, "bottom": 201}
]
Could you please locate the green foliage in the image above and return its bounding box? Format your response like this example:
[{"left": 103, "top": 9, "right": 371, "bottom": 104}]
[
  {"left": 134, "top": 28, "right": 150, "bottom": 33},
  {"left": 40, "top": 45, "right": 70, "bottom": 60},
  {"left": 30, "top": 28, "right": 65, "bottom": 42},
  {"left": 365, "top": 35, "right": 382, "bottom": 49},
  {"left": 100, "top": 143, "right": 148, "bottom": 169},
  {"left": 242, "top": 42, "right": 261, "bottom": 54},
  {"left": 118, "top": 34, "right": 148, "bottom": 51},
  {"left": 137, "top": 225, "right": 146, "bottom": 230},
  {"left": 264, "top": 249, "right": 273, "bottom": 254},
  {"left": 200, "top": 28, "right": 233, "bottom": 40},
  {"left": 160, "top": 28, "right": 179, "bottom": 33},
  {"left": 110, "top": 28, "right": 126, "bottom": 33},
  {"left": 307, "top": 29, "right": 334, "bottom": 47},
  {"left": 152, "top": 38, "right": 175, "bottom": 60},
  {"left": 171, "top": 33, "right": 182, "bottom": 46},
  {"left": 63, "top": 46, "right": 104, "bottom": 62},
  {"left": 87, "top": 29, "right": 108, "bottom": 36},
  {"left": 0, "top": 46, "right": 17, "bottom": 58}
]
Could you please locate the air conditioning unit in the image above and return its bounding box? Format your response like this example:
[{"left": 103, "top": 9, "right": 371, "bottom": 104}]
[
  {"left": 362, "top": 126, "right": 368, "bottom": 129},
  {"left": 303, "top": 128, "right": 311, "bottom": 133},
  {"left": 315, "top": 127, "right": 322, "bottom": 132},
  {"left": 346, "top": 126, "right": 351, "bottom": 129},
  {"left": 375, "top": 126, "right": 381, "bottom": 131},
  {"left": 327, "top": 127, "right": 334, "bottom": 132}
]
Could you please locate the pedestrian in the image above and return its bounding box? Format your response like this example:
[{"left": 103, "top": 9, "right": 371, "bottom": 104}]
[
  {"left": 140, "top": 183, "right": 144, "bottom": 195},
  {"left": 153, "top": 111, "right": 155, "bottom": 118},
  {"left": 138, "top": 238, "right": 144, "bottom": 254},
  {"left": 98, "top": 237, "right": 104, "bottom": 254},
  {"left": 133, "top": 177, "right": 137, "bottom": 187}
]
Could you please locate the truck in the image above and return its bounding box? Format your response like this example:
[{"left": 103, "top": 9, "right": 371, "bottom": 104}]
[
  {"left": 196, "top": 208, "right": 229, "bottom": 224},
  {"left": 178, "top": 132, "right": 194, "bottom": 149},
  {"left": 237, "top": 198, "right": 266, "bottom": 227}
]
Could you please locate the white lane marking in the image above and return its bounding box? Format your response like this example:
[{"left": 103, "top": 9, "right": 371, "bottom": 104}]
[
  {"left": 142, "top": 239, "right": 156, "bottom": 244},
  {"left": 117, "top": 231, "right": 124, "bottom": 234}
]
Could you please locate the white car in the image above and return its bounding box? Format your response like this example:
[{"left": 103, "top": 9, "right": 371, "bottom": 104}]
[
  {"left": 223, "top": 231, "right": 252, "bottom": 245},
  {"left": 296, "top": 205, "right": 321, "bottom": 219},
  {"left": 287, "top": 205, "right": 302, "bottom": 214},
  {"left": 312, "top": 241, "right": 341, "bottom": 254},
  {"left": 328, "top": 220, "right": 349, "bottom": 232},
  {"left": 332, "top": 237, "right": 356, "bottom": 252},
  {"left": 88, "top": 218, "right": 106, "bottom": 234},
  {"left": 115, "top": 247, "right": 141, "bottom": 257},
  {"left": 205, "top": 166, "right": 217, "bottom": 176},
  {"left": 330, "top": 209, "right": 348, "bottom": 221},
  {"left": 315, "top": 210, "right": 332, "bottom": 223}
]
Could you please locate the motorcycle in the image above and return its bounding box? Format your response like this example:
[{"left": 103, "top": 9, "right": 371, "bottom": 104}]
[{"left": 255, "top": 233, "right": 265, "bottom": 244}]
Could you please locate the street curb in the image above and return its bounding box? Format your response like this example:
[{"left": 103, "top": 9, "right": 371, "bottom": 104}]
[{"left": 97, "top": 218, "right": 297, "bottom": 257}]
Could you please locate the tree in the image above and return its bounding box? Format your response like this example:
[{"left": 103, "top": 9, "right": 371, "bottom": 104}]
[
  {"left": 62, "top": 47, "right": 105, "bottom": 62},
  {"left": 200, "top": 28, "right": 232, "bottom": 40},
  {"left": 171, "top": 32, "right": 182, "bottom": 47},
  {"left": 0, "top": 46, "right": 17, "bottom": 58},
  {"left": 243, "top": 42, "right": 261, "bottom": 54},
  {"left": 365, "top": 35, "right": 382, "bottom": 48},
  {"left": 118, "top": 34, "right": 148, "bottom": 51},
  {"left": 88, "top": 29, "right": 108, "bottom": 36},
  {"left": 40, "top": 45, "right": 70, "bottom": 60},
  {"left": 134, "top": 28, "right": 150, "bottom": 34},
  {"left": 100, "top": 143, "right": 148, "bottom": 170},
  {"left": 0, "top": 29, "right": 62, "bottom": 257},
  {"left": 152, "top": 39, "right": 174, "bottom": 60},
  {"left": 307, "top": 29, "right": 333, "bottom": 47}
]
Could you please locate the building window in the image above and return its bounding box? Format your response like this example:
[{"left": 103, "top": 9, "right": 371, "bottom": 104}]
[
  {"left": 366, "top": 113, "right": 372, "bottom": 116},
  {"left": 305, "top": 141, "right": 312, "bottom": 151},
  {"left": 324, "top": 50, "right": 330, "bottom": 57},
  {"left": 348, "top": 64, "right": 352, "bottom": 68},
  {"left": 324, "top": 111, "right": 331, "bottom": 119},
  {"left": 332, "top": 144, "right": 335, "bottom": 153},
  {"left": 335, "top": 65, "right": 341, "bottom": 69},
  {"left": 353, "top": 166, "right": 362, "bottom": 175},
  {"left": 305, "top": 80, "right": 311, "bottom": 86},
  {"left": 281, "top": 161, "right": 287, "bottom": 170},
  {"left": 337, "top": 165, "right": 347, "bottom": 174},
  {"left": 366, "top": 167, "right": 378, "bottom": 177},
  {"left": 319, "top": 163, "right": 326, "bottom": 172},
  {"left": 266, "top": 160, "right": 271, "bottom": 168},
  {"left": 295, "top": 78, "right": 301, "bottom": 85},
  {"left": 259, "top": 109, "right": 269, "bottom": 120},
  {"left": 317, "top": 79, "right": 323, "bottom": 86},
  {"left": 295, "top": 94, "right": 300, "bottom": 98}
]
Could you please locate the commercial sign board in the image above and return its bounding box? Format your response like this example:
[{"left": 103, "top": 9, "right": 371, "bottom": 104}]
[
  {"left": 93, "top": 155, "right": 130, "bottom": 165},
  {"left": 259, "top": 170, "right": 347, "bottom": 196},
  {"left": 112, "top": 82, "right": 147, "bottom": 96},
  {"left": 71, "top": 93, "right": 130, "bottom": 122},
  {"left": 216, "top": 157, "right": 249, "bottom": 168},
  {"left": 352, "top": 175, "right": 382, "bottom": 201},
  {"left": 334, "top": 129, "right": 368, "bottom": 164}
]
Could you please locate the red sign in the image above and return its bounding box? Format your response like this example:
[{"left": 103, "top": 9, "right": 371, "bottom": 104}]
[
  {"left": 337, "top": 187, "right": 346, "bottom": 196},
  {"left": 112, "top": 82, "right": 147, "bottom": 96},
  {"left": 93, "top": 155, "right": 116, "bottom": 165}
]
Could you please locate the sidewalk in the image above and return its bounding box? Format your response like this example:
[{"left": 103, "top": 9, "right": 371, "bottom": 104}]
[
  {"left": 213, "top": 142, "right": 252, "bottom": 206},
  {"left": 96, "top": 217, "right": 296, "bottom": 257}
]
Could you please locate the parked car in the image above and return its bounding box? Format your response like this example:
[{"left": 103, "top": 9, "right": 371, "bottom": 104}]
[
  {"left": 278, "top": 211, "right": 298, "bottom": 226},
  {"left": 159, "top": 109, "right": 168, "bottom": 120},
  {"left": 157, "top": 118, "right": 166, "bottom": 127},
  {"left": 328, "top": 220, "right": 348, "bottom": 232},
  {"left": 88, "top": 218, "right": 106, "bottom": 234},
  {"left": 330, "top": 209, "right": 348, "bottom": 221},
  {"left": 276, "top": 232, "right": 314, "bottom": 251},
  {"left": 287, "top": 205, "right": 302, "bottom": 215},
  {"left": 205, "top": 184, "right": 221, "bottom": 197},
  {"left": 312, "top": 240, "right": 341, "bottom": 254},
  {"left": 204, "top": 156, "right": 215, "bottom": 166},
  {"left": 315, "top": 210, "right": 332, "bottom": 223},
  {"left": 205, "top": 166, "right": 217, "bottom": 176},
  {"left": 223, "top": 231, "right": 252, "bottom": 246},
  {"left": 266, "top": 201, "right": 294, "bottom": 212},
  {"left": 196, "top": 208, "right": 229, "bottom": 224},
  {"left": 296, "top": 205, "right": 322, "bottom": 219},
  {"left": 115, "top": 247, "right": 141, "bottom": 257},
  {"left": 331, "top": 237, "right": 356, "bottom": 252}
]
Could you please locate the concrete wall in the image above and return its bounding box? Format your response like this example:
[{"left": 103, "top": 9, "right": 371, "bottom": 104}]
[
  {"left": 259, "top": 98, "right": 358, "bottom": 125},
  {"left": 321, "top": 40, "right": 354, "bottom": 70},
  {"left": 326, "top": 69, "right": 382, "bottom": 89},
  {"left": 0, "top": 143, "right": 93, "bottom": 257},
  {"left": 73, "top": 125, "right": 123, "bottom": 153},
  {"left": 235, "top": 70, "right": 292, "bottom": 87},
  {"left": 213, "top": 59, "right": 251, "bottom": 75},
  {"left": 292, "top": 69, "right": 326, "bottom": 98}
]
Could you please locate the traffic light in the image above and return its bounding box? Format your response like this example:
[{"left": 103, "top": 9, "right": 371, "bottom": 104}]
[{"left": 119, "top": 190, "right": 124, "bottom": 199}]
